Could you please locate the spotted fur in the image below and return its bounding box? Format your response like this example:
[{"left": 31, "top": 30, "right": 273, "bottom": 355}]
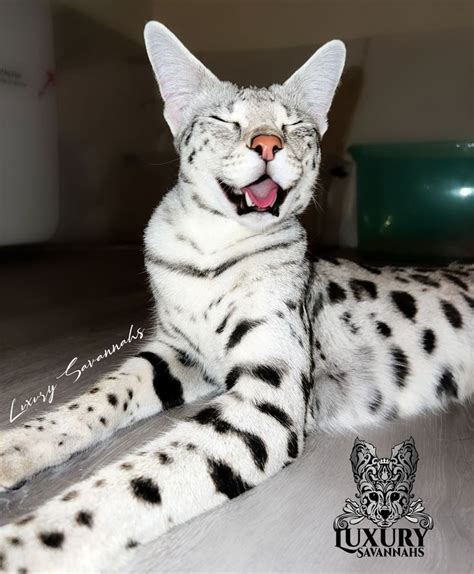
[{"left": 0, "top": 22, "right": 472, "bottom": 573}]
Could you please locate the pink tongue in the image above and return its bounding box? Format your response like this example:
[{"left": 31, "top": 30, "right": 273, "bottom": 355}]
[{"left": 243, "top": 178, "right": 278, "bottom": 209}]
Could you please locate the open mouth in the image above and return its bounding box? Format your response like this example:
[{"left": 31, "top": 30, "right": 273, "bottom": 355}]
[{"left": 218, "top": 175, "right": 288, "bottom": 216}]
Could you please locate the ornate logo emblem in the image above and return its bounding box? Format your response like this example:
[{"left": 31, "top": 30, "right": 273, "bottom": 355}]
[{"left": 334, "top": 437, "right": 434, "bottom": 558}]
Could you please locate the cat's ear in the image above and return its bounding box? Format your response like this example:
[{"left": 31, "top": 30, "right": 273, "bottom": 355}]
[
  {"left": 144, "top": 21, "right": 219, "bottom": 135},
  {"left": 284, "top": 40, "right": 346, "bottom": 136}
]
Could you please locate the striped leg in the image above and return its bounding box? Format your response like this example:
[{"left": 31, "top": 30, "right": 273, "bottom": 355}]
[
  {"left": 0, "top": 341, "right": 219, "bottom": 491},
  {"left": 0, "top": 334, "right": 309, "bottom": 573}
]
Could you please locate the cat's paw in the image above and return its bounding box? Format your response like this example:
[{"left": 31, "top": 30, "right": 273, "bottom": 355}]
[{"left": 0, "top": 428, "right": 45, "bottom": 491}]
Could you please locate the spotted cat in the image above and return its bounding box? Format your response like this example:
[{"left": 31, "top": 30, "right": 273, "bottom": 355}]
[{"left": 0, "top": 21, "right": 472, "bottom": 573}]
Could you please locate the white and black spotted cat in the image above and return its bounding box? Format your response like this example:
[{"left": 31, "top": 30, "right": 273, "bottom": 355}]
[{"left": 0, "top": 21, "right": 473, "bottom": 573}]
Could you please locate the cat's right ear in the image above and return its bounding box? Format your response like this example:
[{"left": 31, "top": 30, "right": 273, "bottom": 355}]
[{"left": 144, "top": 21, "right": 219, "bottom": 136}]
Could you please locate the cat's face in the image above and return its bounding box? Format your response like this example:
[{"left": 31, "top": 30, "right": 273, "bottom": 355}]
[{"left": 144, "top": 22, "right": 346, "bottom": 231}]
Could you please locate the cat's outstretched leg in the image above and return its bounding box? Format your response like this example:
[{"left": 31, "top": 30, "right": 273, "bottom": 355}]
[
  {"left": 0, "top": 316, "right": 310, "bottom": 572},
  {"left": 0, "top": 340, "right": 219, "bottom": 491}
]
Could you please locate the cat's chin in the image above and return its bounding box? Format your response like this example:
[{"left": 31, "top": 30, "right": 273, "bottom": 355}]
[{"left": 217, "top": 176, "right": 289, "bottom": 218}]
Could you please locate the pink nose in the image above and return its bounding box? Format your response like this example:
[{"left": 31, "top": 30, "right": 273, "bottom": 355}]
[{"left": 251, "top": 134, "right": 283, "bottom": 161}]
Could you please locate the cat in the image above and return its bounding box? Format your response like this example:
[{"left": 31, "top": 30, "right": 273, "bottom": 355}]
[{"left": 0, "top": 20, "right": 472, "bottom": 573}]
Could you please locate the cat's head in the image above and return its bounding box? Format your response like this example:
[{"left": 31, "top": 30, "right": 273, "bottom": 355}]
[{"left": 144, "top": 22, "right": 345, "bottom": 230}]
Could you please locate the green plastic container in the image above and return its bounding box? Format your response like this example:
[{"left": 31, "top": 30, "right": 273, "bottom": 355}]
[{"left": 349, "top": 142, "right": 474, "bottom": 260}]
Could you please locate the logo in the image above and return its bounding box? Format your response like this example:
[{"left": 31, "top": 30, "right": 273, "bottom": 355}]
[{"left": 334, "top": 437, "right": 433, "bottom": 558}]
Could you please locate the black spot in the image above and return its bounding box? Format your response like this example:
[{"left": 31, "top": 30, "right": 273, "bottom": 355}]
[
  {"left": 127, "top": 389, "right": 134, "bottom": 400},
  {"left": 136, "top": 352, "right": 184, "bottom": 410},
  {"left": 157, "top": 452, "right": 173, "bottom": 465},
  {"left": 76, "top": 511, "right": 93, "bottom": 528},
  {"left": 68, "top": 403, "right": 79, "bottom": 410},
  {"left": 385, "top": 407, "right": 399, "bottom": 421},
  {"left": 176, "top": 350, "right": 196, "bottom": 368},
  {"left": 130, "top": 477, "right": 162, "bottom": 504},
  {"left": 440, "top": 300, "right": 463, "bottom": 329},
  {"left": 226, "top": 320, "right": 263, "bottom": 351},
  {"left": 107, "top": 394, "right": 118, "bottom": 407},
  {"left": 376, "top": 321, "right": 391, "bottom": 338},
  {"left": 89, "top": 387, "right": 99, "bottom": 394},
  {"left": 208, "top": 459, "right": 252, "bottom": 499},
  {"left": 87, "top": 406, "right": 94, "bottom": 412},
  {"left": 391, "top": 346, "right": 410, "bottom": 387},
  {"left": 39, "top": 531, "right": 64, "bottom": 549},
  {"left": 126, "top": 539, "right": 139, "bottom": 549},
  {"left": 120, "top": 462, "right": 133, "bottom": 470},
  {"left": 287, "top": 431, "right": 299, "bottom": 459},
  {"left": 94, "top": 479, "right": 106, "bottom": 488},
  {"left": 327, "top": 281, "right": 347, "bottom": 304},
  {"left": 15, "top": 515, "right": 35, "bottom": 526},
  {"left": 391, "top": 291, "right": 417, "bottom": 320},
  {"left": 350, "top": 279, "right": 378, "bottom": 300},
  {"left": 437, "top": 368, "right": 458, "bottom": 400},
  {"left": 368, "top": 390, "right": 383, "bottom": 413},
  {"left": 421, "top": 328, "right": 436, "bottom": 354},
  {"left": 123, "top": 401, "right": 128, "bottom": 411},
  {"left": 58, "top": 441, "right": 64, "bottom": 446},
  {"left": 37, "top": 426, "right": 44, "bottom": 431},
  {"left": 62, "top": 490, "right": 79, "bottom": 501},
  {"left": 186, "top": 443, "right": 197, "bottom": 451},
  {"left": 8, "top": 536, "right": 22, "bottom": 546},
  {"left": 99, "top": 417, "right": 107, "bottom": 426},
  {"left": 188, "top": 150, "right": 195, "bottom": 163},
  {"left": 443, "top": 272, "right": 468, "bottom": 291}
]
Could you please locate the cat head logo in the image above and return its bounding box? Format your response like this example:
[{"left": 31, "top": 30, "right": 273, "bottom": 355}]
[{"left": 334, "top": 437, "right": 433, "bottom": 530}]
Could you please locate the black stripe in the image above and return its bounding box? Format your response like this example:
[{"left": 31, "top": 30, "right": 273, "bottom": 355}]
[
  {"left": 136, "top": 352, "right": 184, "bottom": 409},
  {"left": 390, "top": 346, "right": 410, "bottom": 387},
  {"left": 226, "top": 320, "right": 263, "bottom": 350},
  {"left": 216, "top": 308, "right": 235, "bottom": 334},
  {"left": 256, "top": 402, "right": 292, "bottom": 428},
  {"left": 194, "top": 406, "right": 268, "bottom": 471},
  {"left": 190, "top": 193, "right": 226, "bottom": 217},
  {"left": 442, "top": 272, "right": 468, "bottom": 291},
  {"left": 462, "top": 293, "right": 474, "bottom": 309},
  {"left": 437, "top": 368, "right": 458, "bottom": 400},
  {"left": 287, "top": 431, "right": 299, "bottom": 459},
  {"left": 250, "top": 365, "right": 283, "bottom": 387},
  {"left": 146, "top": 239, "right": 300, "bottom": 280},
  {"left": 225, "top": 366, "right": 242, "bottom": 390},
  {"left": 208, "top": 459, "right": 252, "bottom": 499},
  {"left": 356, "top": 262, "right": 382, "bottom": 275},
  {"left": 440, "top": 299, "right": 463, "bottom": 329}
]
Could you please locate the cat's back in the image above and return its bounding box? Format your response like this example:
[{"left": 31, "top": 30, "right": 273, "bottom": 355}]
[{"left": 307, "top": 256, "right": 474, "bottom": 429}]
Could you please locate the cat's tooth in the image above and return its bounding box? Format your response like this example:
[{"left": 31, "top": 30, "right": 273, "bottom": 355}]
[{"left": 245, "top": 193, "right": 254, "bottom": 207}]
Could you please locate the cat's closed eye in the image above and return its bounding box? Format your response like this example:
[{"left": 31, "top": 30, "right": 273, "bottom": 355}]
[{"left": 209, "top": 115, "right": 238, "bottom": 126}]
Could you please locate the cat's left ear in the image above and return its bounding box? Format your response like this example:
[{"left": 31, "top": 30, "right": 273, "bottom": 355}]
[
  {"left": 144, "top": 21, "right": 219, "bottom": 136},
  {"left": 284, "top": 40, "right": 346, "bottom": 136}
]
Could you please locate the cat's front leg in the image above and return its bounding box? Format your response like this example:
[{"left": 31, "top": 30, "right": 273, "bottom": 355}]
[
  {"left": 0, "top": 324, "right": 310, "bottom": 572},
  {"left": 0, "top": 340, "right": 218, "bottom": 491}
]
